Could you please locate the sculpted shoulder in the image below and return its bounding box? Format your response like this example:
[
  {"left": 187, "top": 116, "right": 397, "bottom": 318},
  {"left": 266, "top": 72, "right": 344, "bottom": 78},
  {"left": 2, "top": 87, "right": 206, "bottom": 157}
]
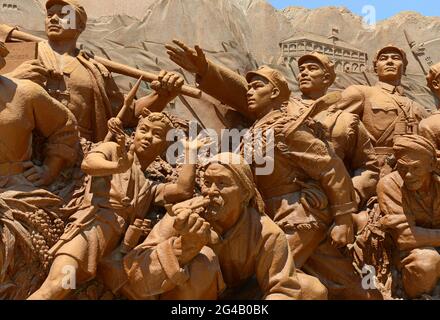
[
  {"left": 420, "top": 113, "right": 440, "bottom": 130},
  {"left": 0, "top": 76, "right": 46, "bottom": 103},
  {"left": 259, "top": 212, "right": 287, "bottom": 242},
  {"left": 8, "top": 77, "right": 48, "bottom": 98},
  {"left": 342, "top": 84, "right": 370, "bottom": 96},
  {"left": 377, "top": 171, "right": 403, "bottom": 196}
]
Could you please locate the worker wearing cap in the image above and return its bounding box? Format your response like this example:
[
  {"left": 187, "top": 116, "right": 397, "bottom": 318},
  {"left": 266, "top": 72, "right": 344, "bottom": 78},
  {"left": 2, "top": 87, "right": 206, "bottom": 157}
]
[
  {"left": 419, "top": 62, "right": 440, "bottom": 150},
  {"left": 5, "top": 0, "right": 183, "bottom": 143},
  {"left": 290, "top": 51, "right": 379, "bottom": 210},
  {"left": 165, "top": 40, "right": 370, "bottom": 299},
  {"left": 336, "top": 45, "right": 429, "bottom": 178},
  {"left": 378, "top": 134, "right": 440, "bottom": 298}
]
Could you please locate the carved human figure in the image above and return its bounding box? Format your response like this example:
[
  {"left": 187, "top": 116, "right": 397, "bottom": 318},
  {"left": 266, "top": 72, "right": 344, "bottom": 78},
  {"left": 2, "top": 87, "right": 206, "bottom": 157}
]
[
  {"left": 0, "top": 41, "right": 79, "bottom": 299},
  {"left": 336, "top": 45, "right": 429, "bottom": 177},
  {"left": 292, "top": 52, "right": 379, "bottom": 209},
  {"left": 2, "top": 0, "right": 182, "bottom": 143},
  {"left": 419, "top": 62, "right": 440, "bottom": 152},
  {"left": 162, "top": 41, "right": 381, "bottom": 299},
  {"left": 378, "top": 135, "right": 440, "bottom": 298},
  {"left": 111, "top": 152, "right": 327, "bottom": 300},
  {"left": 28, "top": 112, "right": 199, "bottom": 300}
]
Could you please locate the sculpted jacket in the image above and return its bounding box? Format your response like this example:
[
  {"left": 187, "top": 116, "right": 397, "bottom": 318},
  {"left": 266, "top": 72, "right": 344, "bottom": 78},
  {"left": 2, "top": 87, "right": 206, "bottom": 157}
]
[
  {"left": 122, "top": 207, "right": 302, "bottom": 300},
  {"left": 194, "top": 60, "right": 357, "bottom": 221}
]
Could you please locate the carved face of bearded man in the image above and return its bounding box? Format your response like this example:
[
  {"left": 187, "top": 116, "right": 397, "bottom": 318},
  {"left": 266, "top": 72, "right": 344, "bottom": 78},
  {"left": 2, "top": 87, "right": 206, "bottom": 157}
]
[{"left": 201, "top": 163, "right": 245, "bottom": 233}]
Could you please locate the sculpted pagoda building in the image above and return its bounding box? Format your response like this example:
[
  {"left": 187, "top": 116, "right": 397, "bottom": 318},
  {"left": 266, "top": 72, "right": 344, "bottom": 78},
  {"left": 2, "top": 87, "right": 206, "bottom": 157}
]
[{"left": 280, "top": 28, "right": 368, "bottom": 73}]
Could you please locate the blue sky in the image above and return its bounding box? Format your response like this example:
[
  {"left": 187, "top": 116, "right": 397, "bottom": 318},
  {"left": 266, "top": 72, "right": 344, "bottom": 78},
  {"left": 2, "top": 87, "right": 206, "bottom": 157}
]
[{"left": 269, "top": 0, "right": 440, "bottom": 21}]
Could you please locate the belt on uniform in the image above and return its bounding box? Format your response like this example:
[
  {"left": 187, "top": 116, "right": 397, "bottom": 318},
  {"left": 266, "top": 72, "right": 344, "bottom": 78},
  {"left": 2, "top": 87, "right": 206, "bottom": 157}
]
[
  {"left": 261, "top": 184, "right": 301, "bottom": 199},
  {"left": 0, "top": 162, "right": 25, "bottom": 176}
]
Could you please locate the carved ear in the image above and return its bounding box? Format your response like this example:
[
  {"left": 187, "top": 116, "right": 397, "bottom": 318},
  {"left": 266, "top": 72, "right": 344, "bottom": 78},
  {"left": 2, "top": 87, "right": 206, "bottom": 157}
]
[
  {"left": 323, "top": 72, "right": 331, "bottom": 85},
  {"left": 432, "top": 79, "right": 440, "bottom": 91},
  {"left": 271, "top": 87, "right": 280, "bottom": 100}
]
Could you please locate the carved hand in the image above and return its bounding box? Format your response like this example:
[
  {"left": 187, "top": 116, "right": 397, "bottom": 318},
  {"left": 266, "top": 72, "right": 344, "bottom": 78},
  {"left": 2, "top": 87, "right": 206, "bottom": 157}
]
[
  {"left": 150, "top": 70, "right": 184, "bottom": 99},
  {"left": 165, "top": 39, "right": 208, "bottom": 76},
  {"left": 172, "top": 206, "right": 211, "bottom": 266},
  {"left": 330, "top": 214, "right": 354, "bottom": 248},
  {"left": 22, "top": 161, "right": 55, "bottom": 186},
  {"left": 6, "top": 59, "right": 49, "bottom": 86}
]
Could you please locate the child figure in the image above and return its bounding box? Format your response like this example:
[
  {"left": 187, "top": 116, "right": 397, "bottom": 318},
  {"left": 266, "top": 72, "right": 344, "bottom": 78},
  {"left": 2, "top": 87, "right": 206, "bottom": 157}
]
[{"left": 28, "top": 111, "right": 200, "bottom": 299}]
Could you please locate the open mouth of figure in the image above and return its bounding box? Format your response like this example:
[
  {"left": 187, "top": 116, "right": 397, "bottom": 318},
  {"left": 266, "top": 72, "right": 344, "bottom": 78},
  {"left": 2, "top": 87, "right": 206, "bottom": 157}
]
[{"left": 204, "top": 197, "right": 224, "bottom": 217}]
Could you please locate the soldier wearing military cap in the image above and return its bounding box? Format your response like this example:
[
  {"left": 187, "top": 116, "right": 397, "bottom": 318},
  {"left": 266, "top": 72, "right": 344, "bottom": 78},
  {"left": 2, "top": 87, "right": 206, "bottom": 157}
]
[
  {"left": 336, "top": 44, "right": 430, "bottom": 178},
  {"left": 164, "top": 40, "right": 368, "bottom": 299},
  {"left": 271, "top": 51, "right": 381, "bottom": 299},
  {"left": 291, "top": 51, "right": 380, "bottom": 210}
]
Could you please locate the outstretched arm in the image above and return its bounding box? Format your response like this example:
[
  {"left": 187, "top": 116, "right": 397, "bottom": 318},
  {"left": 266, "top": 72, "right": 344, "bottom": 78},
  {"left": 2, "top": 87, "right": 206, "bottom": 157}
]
[{"left": 165, "top": 40, "right": 253, "bottom": 120}]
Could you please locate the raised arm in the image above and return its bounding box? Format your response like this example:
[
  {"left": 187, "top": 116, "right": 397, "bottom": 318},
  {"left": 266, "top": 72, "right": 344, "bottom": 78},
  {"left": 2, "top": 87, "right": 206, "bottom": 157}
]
[
  {"left": 134, "top": 71, "right": 185, "bottom": 117},
  {"left": 165, "top": 40, "right": 253, "bottom": 120},
  {"left": 162, "top": 138, "right": 202, "bottom": 203}
]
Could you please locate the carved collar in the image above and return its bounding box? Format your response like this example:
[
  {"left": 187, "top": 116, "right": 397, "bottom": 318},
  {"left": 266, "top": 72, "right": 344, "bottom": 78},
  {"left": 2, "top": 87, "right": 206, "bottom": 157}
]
[{"left": 375, "top": 81, "right": 405, "bottom": 96}]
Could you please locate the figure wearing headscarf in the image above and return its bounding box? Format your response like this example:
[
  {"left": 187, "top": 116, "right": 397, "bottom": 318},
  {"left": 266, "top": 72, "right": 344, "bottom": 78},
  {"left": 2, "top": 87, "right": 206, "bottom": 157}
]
[
  {"left": 110, "top": 153, "right": 326, "bottom": 300},
  {"left": 378, "top": 134, "right": 440, "bottom": 298},
  {"left": 163, "top": 40, "right": 385, "bottom": 299}
]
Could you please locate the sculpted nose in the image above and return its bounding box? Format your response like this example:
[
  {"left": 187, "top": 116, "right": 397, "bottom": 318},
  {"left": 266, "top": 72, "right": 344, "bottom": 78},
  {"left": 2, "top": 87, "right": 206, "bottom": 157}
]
[
  {"left": 207, "top": 183, "right": 219, "bottom": 194},
  {"left": 49, "top": 14, "right": 60, "bottom": 23}
]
